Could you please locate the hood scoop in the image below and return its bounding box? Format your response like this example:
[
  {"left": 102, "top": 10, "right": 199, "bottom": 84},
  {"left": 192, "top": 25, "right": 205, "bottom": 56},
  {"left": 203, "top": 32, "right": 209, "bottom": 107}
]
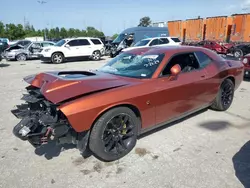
[{"left": 58, "top": 71, "right": 96, "bottom": 79}]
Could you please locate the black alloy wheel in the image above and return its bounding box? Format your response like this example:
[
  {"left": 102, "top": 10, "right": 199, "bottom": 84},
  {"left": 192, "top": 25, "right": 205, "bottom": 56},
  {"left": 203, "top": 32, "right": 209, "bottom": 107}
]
[
  {"left": 102, "top": 113, "right": 135, "bottom": 154},
  {"left": 221, "top": 80, "right": 234, "bottom": 109},
  {"left": 89, "top": 107, "right": 139, "bottom": 161},
  {"left": 210, "top": 79, "right": 235, "bottom": 111}
]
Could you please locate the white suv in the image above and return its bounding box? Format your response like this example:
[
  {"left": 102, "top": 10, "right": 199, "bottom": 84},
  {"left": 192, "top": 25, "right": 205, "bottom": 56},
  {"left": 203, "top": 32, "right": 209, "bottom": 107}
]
[
  {"left": 40, "top": 37, "right": 105, "bottom": 63},
  {"left": 122, "top": 37, "right": 181, "bottom": 52}
]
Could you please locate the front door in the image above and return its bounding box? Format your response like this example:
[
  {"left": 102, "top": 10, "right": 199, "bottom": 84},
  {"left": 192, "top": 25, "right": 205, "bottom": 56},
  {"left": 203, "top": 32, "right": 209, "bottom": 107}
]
[
  {"left": 65, "top": 39, "right": 81, "bottom": 57},
  {"left": 154, "top": 52, "right": 212, "bottom": 125},
  {"left": 29, "top": 42, "right": 42, "bottom": 57}
]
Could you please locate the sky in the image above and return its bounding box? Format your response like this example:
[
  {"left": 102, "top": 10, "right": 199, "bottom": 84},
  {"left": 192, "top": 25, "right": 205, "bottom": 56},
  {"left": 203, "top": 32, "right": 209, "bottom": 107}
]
[{"left": 1, "top": 0, "right": 250, "bottom": 36}]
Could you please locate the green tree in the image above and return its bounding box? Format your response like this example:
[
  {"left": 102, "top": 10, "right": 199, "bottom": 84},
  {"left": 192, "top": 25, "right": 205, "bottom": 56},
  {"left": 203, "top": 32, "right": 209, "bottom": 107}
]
[
  {"left": 60, "top": 27, "right": 67, "bottom": 38},
  {"left": 0, "top": 21, "right": 5, "bottom": 37},
  {"left": 138, "top": 16, "right": 152, "bottom": 27},
  {"left": 0, "top": 21, "right": 105, "bottom": 40},
  {"left": 112, "top": 33, "right": 118, "bottom": 40},
  {"left": 68, "top": 28, "right": 76, "bottom": 37}
]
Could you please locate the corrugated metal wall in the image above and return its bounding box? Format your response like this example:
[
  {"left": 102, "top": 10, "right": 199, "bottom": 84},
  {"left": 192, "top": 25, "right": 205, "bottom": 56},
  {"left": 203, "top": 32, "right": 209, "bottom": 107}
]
[
  {"left": 166, "top": 13, "right": 250, "bottom": 42},
  {"left": 167, "top": 20, "right": 182, "bottom": 38},
  {"left": 185, "top": 19, "right": 203, "bottom": 42}
]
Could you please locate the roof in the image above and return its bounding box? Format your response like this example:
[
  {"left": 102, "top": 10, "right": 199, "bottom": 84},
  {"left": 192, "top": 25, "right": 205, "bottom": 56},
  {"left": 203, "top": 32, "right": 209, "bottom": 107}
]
[
  {"left": 63, "top": 37, "right": 101, "bottom": 40},
  {"left": 124, "top": 45, "right": 207, "bottom": 55},
  {"left": 120, "top": 26, "right": 168, "bottom": 34},
  {"left": 141, "top": 36, "right": 180, "bottom": 41}
]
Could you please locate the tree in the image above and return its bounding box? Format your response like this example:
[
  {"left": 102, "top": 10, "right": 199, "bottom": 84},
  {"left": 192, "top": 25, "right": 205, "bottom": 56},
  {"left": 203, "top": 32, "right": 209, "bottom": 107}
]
[
  {"left": 60, "top": 27, "right": 67, "bottom": 38},
  {"left": 112, "top": 33, "right": 118, "bottom": 40},
  {"left": 0, "top": 22, "right": 5, "bottom": 37},
  {"left": 138, "top": 16, "right": 152, "bottom": 27},
  {"left": 68, "top": 28, "right": 76, "bottom": 37},
  {"left": 0, "top": 21, "right": 105, "bottom": 40}
]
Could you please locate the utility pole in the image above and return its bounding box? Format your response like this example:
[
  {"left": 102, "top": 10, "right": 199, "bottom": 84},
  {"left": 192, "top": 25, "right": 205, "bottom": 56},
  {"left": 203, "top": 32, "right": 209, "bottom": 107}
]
[{"left": 37, "top": 0, "right": 47, "bottom": 40}]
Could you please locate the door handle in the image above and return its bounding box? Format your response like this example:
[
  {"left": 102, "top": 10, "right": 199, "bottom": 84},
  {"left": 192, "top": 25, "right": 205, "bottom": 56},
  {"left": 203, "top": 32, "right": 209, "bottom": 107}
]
[
  {"left": 201, "top": 75, "right": 206, "bottom": 78},
  {"left": 76, "top": 48, "right": 79, "bottom": 49}
]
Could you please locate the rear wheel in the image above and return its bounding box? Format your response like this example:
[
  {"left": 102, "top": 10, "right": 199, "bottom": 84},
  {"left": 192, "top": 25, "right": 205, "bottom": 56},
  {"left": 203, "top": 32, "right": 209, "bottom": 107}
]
[
  {"left": 16, "top": 54, "right": 27, "bottom": 61},
  {"left": 51, "top": 52, "right": 64, "bottom": 64},
  {"left": 89, "top": 107, "right": 139, "bottom": 162},
  {"left": 92, "top": 51, "right": 101, "bottom": 61},
  {"left": 210, "top": 79, "right": 235, "bottom": 111},
  {"left": 234, "top": 49, "right": 243, "bottom": 58}
]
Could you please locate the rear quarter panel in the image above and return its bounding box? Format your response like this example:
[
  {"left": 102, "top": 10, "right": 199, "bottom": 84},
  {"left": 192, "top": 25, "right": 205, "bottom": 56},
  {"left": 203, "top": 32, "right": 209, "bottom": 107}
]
[{"left": 205, "top": 54, "right": 244, "bottom": 91}]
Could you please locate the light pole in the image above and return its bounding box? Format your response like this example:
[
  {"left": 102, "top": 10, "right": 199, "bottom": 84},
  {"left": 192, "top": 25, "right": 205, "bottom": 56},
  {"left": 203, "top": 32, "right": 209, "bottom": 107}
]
[{"left": 37, "top": 0, "right": 47, "bottom": 40}]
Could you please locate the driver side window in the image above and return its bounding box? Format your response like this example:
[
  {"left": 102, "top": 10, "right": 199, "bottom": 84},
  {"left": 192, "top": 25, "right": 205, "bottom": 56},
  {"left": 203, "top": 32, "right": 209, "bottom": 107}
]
[{"left": 161, "top": 52, "right": 200, "bottom": 76}]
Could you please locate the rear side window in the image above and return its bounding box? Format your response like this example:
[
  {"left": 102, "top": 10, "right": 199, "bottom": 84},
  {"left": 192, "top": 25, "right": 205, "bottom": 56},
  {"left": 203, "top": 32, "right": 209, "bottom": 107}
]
[
  {"left": 42, "top": 42, "right": 54, "bottom": 47},
  {"left": 171, "top": 38, "right": 181, "bottom": 42},
  {"left": 195, "top": 51, "right": 212, "bottom": 68},
  {"left": 78, "top": 39, "right": 90, "bottom": 45},
  {"left": 149, "top": 39, "right": 159, "bottom": 46},
  {"left": 159, "top": 38, "right": 169, "bottom": 44},
  {"left": 91, "top": 39, "right": 102, "bottom": 45}
]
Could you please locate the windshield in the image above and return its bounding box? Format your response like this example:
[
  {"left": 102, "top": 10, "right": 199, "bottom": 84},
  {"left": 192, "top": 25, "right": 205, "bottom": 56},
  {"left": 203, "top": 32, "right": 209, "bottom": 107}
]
[
  {"left": 55, "top": 39, "right": 66, "bottom": 47},
  {"left": 98, "top": 52, "right": 165, "bottom": 78},
  {"left": 134, "top": 39, "right": 151, "bottom": 47},
  {"left": 113, "top": 34, "right": 126, "bottom": 43}
]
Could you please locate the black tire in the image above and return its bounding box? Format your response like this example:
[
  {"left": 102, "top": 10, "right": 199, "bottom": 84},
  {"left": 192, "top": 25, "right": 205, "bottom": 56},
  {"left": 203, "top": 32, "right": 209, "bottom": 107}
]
[
  {"left": 51, "top": 52, "right": 64, "bottom": 64},
  {"left": 234, "top": 49, "right": 243, "bottom": 58},
  {"left": 110, "top": 52, "right": 114, "bottom": 58},
  {"left": 92, "top": 51, "right": 101, "bottom": 61},
  {"left": 210, "top": 79, "right": 235, "bottom": 111},
  {"left": 89, "top": 107, "right": 139, "bottom": 162},
  {"left": 16, "top": 53, "right": 27, "bottom": 61}
]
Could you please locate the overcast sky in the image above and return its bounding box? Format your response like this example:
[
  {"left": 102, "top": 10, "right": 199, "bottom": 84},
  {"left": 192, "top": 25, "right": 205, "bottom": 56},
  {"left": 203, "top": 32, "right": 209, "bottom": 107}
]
[{"left": 1, "top": 0, "right": 250, "bottom": 36}]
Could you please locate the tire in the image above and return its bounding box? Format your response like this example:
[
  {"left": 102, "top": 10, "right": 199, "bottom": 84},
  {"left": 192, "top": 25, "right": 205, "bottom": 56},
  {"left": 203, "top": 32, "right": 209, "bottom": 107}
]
[
  {"left": 92, "top": 51, "right": 101, "bottom": 61},
  {"left": 89, "top": 107, "right": 139, "bottom": 162},
  {"left": 234, "top": 49, "right": 243, "bottom": 58},
  {"left": 16, "top": 54, "right": 27, "bottom": 61},
  {"left": 210, "top": 79, "right": 235, "bottom": 111},
  {"left": 110, "top": 53, "right": 114, "bottom": 58},
  {"left": 51, "top": 52, "right": 64, "bottom": 64}
]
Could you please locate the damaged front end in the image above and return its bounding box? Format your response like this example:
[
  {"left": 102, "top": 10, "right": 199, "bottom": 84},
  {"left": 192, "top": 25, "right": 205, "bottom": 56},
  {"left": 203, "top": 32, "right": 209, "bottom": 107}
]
[{"left": 11, "top": 85, "right": 89, "bottom": 153}]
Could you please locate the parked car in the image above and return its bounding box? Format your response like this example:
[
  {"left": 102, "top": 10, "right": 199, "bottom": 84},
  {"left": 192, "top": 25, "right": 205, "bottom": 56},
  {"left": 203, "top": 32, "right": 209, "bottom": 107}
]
[
  {"left": 4, "top": 41, "right": 55, "bottom": 61},
  {"left": 227, "top": 43, "right": 250, "bottom": 58},
  {"left": 104, "top": 39, "right": 113, "bottom": 56},
  {"left": 0, "top": 41, "right": 9, "bottom": 56},
  {"left": 39, "top": 37, "right": 105, "bottom": 63},
  {"left": 9, "top": 40, "right": 32, "bottom": 47},
  {"left": 0, "top": 38, "right": 10, "bottom": 44},
  {"left": 194, "top": 40, "right": 234, "bottom": 55},
  {"left": 11, "top": 45, "right": 244, "bottom": 161},
  {"left": 122, "top": 37, "right": 181, "bottom": 52},
  {"left": 110, "top": 26, "right": 169, "bottom": 57},
  {"left": 241, "top": 54, "right": 250, "bottom": 78}
]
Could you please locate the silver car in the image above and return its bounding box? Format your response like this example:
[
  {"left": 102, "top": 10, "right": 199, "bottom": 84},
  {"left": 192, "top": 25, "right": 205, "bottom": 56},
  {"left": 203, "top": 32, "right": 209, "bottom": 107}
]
[{"left": 4, "top": 41, "right": 55, "bottom": 61}]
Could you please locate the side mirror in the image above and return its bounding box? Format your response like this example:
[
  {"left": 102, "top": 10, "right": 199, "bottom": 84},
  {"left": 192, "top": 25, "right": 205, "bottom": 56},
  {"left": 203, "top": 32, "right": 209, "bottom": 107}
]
[
  {"left": 170, "top": 64, "right": 181, "bottom": 76},
  {"left": 65, "top": 44, "right": 70, "bottom": 48}
]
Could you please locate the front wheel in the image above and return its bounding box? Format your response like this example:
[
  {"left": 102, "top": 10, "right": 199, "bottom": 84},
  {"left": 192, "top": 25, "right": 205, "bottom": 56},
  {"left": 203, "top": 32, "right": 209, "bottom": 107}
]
[
  {"left": 210, "top": 79, "right": 235, "bottom": 111},
  {"left": 89, "top": 107, "right": 139, "bottom": 162},
  {"left": 51, "top": 52, "right": 64, "bottom": 64},
  {"left": 16, "top": 54, "right": 27, "bottom": 61}
]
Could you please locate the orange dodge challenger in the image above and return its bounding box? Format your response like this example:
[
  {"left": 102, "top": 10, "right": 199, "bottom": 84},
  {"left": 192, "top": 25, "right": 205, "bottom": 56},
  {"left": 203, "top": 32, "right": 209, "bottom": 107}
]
[{"left": 11, "top": 46, "right": 244, "bottom": 161}]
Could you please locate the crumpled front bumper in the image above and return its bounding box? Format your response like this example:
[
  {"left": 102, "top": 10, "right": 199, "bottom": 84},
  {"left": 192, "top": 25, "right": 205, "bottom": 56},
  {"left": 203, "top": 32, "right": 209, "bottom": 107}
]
[{"left": 11, "top": 85, "right": 90, "bottom": 153}]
